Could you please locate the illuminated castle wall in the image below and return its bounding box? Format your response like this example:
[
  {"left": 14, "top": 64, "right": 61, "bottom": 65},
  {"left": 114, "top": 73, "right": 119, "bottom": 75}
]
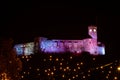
[
  {"left": 14, "top": 42, "right": 34, "bottom": 55},
  {"left": 14, "top": 26, "right": 105, "bottom": 55}
]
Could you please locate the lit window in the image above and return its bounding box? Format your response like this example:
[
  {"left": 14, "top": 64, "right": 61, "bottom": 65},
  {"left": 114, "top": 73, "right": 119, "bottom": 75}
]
[
  {"left": 89, "top": 29, "right": 92, "bottom": 32},
  {"left": 94, "top": 29, "right": 96, "bottom": 32}
]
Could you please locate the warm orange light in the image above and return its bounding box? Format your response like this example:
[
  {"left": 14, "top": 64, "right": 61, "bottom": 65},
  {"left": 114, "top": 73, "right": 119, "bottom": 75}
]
[
  {"left": 76, "top": 75, "right": 78, "bottom": 77},
  {"left": 51, "top": 72, "right": 54, "bottom": 75},
  {"left": 78, "top": 67, "right": 80, "bottom": 69},
  {"left": 60, "top": 63, "right": 62, "bottom": 65},
  {"left": 50, "top": 55, "right": 52, "bottom": 58},
  {"left": 106, "top": 76, "right": 109, "bottom": 79},
  {"left": 64, "top": 69, "right": 66, "bottom": 71},
  {"left": 62, "top": 74, "right": 65, "bottom": 77},
  {"left": 70, "top": 56, "right": 72, "bottom": 59},
  {"left": 114, "top": 76, "right": 117, "bottom": 79},
  {"left": 77, "top": 63, "right": 79, "bottom": 66},
  {"left": 37, "top": 68, "right": 40, "bottom": 71},
  {"left": 49, "top": 58, "right": 52, "bottom": 61},
  {"left": 72, "top": 76, "right": 75, "bottom": 79},
  {"left": 110, "top": 66, "right": 112, "bottom": 69},
  {"left": 117, "top": 66, "right": 120, "bottom": 71},
  {"left": 100, "top": 66, "right": 103, "bottom": 69},
  {"left": 60, "top": 67, "right": 62, "bottom": 70},
  {"left": 80, "top": 62, "right": 83, "bottom": 65},
  {"left": 45, "top": 70, "right": 47, "bottom": 72},
  {"left": 66, "top": 66, "right": 69, "bottom": 69},
  {"left": 56, "top": 58, "right": 59, "bottom": 61},
  {"left": 73, "top": 69, "right": 76, "bottom": 71},
  {"left": 108, "top": 71, "right": 111, "bottom": 73}
]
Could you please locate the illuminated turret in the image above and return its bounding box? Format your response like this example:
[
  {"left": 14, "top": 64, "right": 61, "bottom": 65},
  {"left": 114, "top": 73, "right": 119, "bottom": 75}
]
[{"left": 88, "top": 26, "right": 97, "bottom": 39}]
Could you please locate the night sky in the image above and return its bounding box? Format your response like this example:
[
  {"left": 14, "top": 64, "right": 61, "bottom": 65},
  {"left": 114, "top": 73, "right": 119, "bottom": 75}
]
[{"left": 1, "top": 2, "right": 120, "bottom": 56}]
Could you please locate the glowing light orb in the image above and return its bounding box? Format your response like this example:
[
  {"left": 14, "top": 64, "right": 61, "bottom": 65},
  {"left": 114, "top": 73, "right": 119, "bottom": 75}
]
[{"left": 117, "top": 66, "right": 120, "bottom": 71}]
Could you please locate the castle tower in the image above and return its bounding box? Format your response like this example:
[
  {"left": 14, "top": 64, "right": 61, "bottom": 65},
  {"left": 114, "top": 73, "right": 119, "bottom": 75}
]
[{"left": 88, "top": 26, "right": 97, "bottom": 40}]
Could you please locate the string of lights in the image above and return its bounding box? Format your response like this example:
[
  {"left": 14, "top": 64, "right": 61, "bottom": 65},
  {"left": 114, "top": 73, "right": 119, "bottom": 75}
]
[{"left": 19, "top": 54, "right": 120, "bottom": 80}]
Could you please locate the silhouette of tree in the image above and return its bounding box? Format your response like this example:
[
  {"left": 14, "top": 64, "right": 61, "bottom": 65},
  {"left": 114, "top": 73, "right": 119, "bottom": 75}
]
[{"left": 0, "top": 38, "right": 22, "bottom": 80}]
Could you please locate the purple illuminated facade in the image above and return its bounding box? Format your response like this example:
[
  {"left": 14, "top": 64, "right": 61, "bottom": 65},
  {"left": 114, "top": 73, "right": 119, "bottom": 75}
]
[{"left": 14, "top": 26, "right": 105, "bottom": 55}]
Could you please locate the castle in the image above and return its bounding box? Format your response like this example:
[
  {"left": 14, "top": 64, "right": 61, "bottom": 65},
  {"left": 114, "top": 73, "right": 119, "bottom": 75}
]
[{"left": 14, "top": 26, "right": 105, "bottom": 55}]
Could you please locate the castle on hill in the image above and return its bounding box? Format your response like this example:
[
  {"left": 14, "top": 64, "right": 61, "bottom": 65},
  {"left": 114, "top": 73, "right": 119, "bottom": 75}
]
[{"left": 14, "top": 25, "right": 105, "bottom": 55}]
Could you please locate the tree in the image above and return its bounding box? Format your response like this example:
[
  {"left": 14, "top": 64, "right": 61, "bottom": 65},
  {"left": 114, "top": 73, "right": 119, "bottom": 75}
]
[{"left": 0, "top": 38, "right": 22, "bottom": 80}]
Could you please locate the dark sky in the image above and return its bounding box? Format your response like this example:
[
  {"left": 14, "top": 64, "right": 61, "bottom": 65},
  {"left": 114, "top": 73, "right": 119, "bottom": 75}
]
[{"left": 1, "top": 2, "right": 120, "bottom": 56}]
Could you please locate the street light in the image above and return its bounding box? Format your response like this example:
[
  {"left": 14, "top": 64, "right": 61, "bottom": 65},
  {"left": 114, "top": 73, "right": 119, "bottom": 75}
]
[{"left": 117, "top": 66, "right": 120, "bottom": 71}]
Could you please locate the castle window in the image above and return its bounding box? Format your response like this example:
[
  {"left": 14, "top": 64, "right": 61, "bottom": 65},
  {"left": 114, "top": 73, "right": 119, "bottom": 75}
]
[
  {"left": 89, "top": 29, "right": 92, "bottom": 32},
  {"left": 93, "top": 29, "right": 96, "bottom": 32}
]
